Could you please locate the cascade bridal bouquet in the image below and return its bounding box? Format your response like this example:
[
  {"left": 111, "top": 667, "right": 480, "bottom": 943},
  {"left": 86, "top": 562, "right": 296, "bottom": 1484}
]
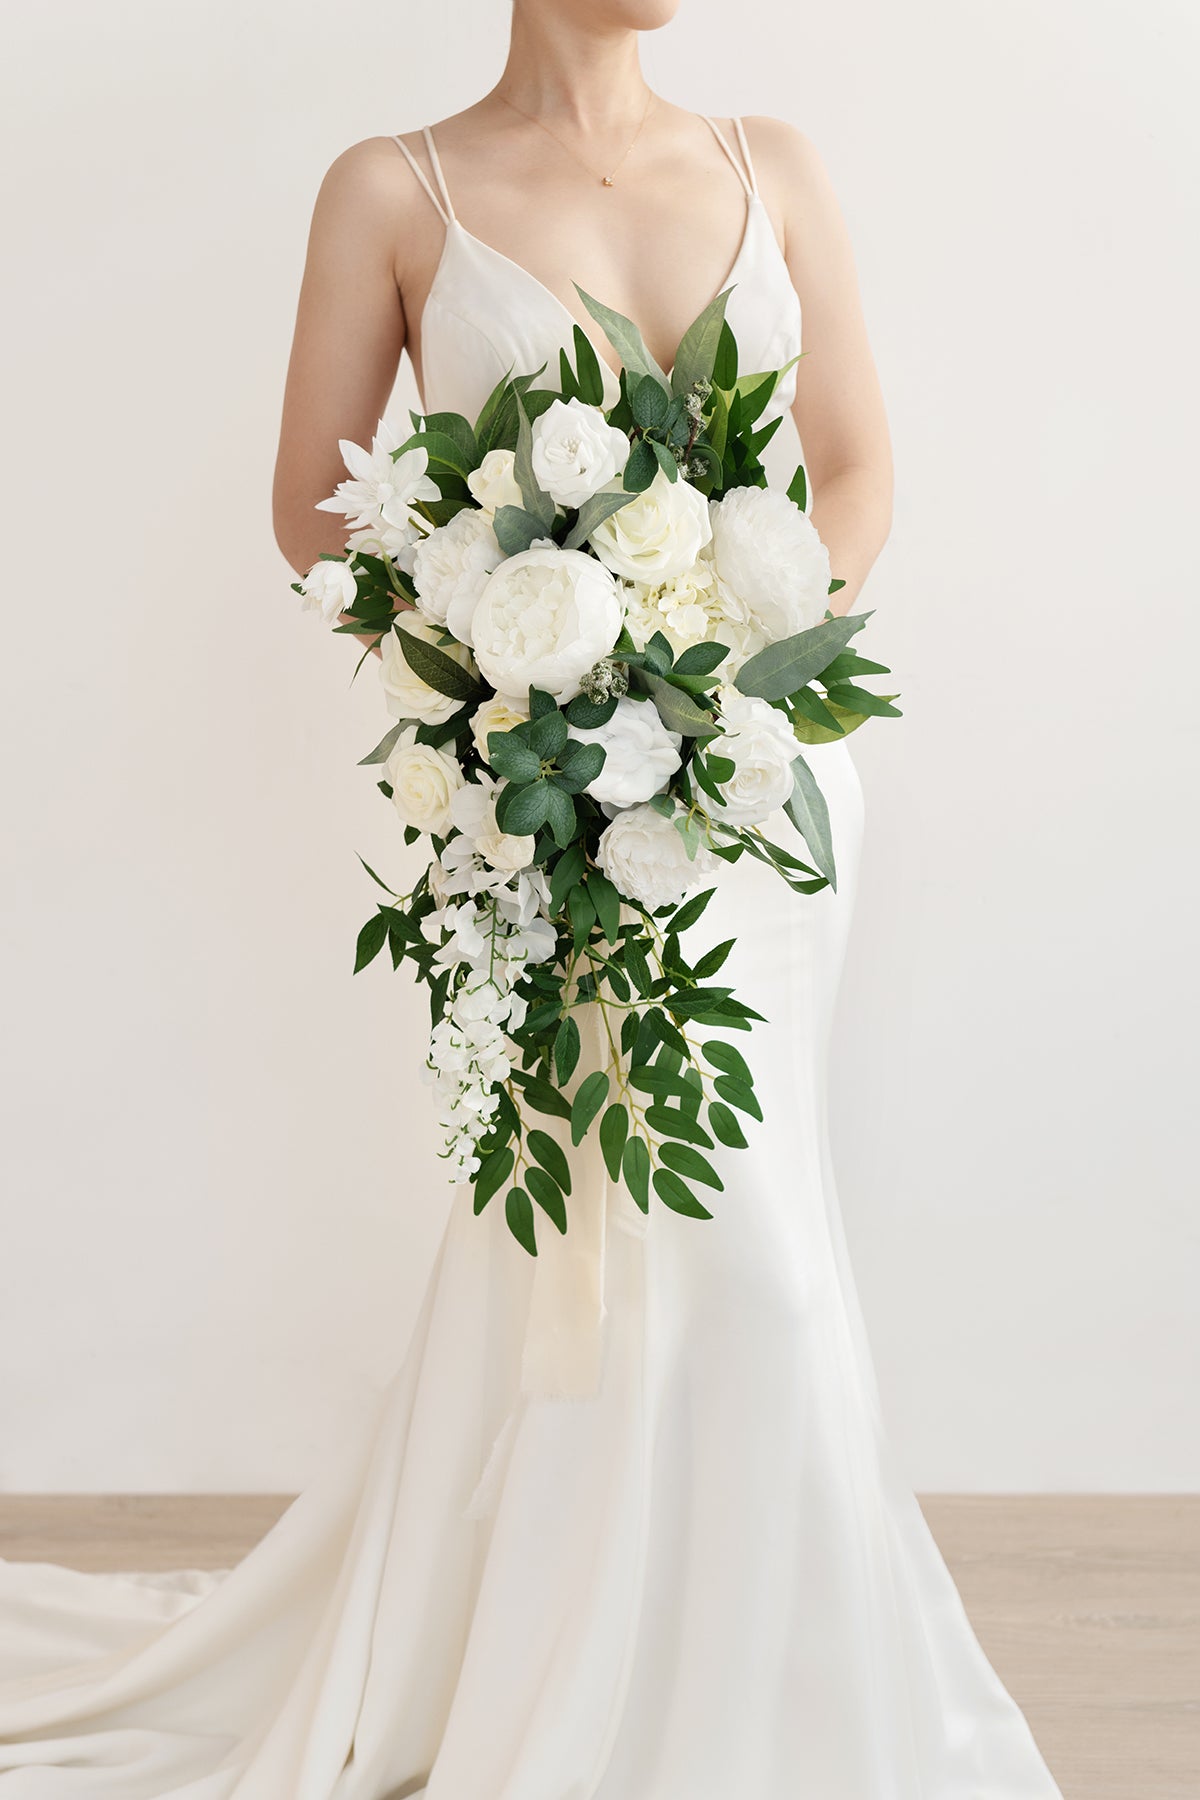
[{"left": 295, "top": 286, "right": 900, "bottom": 1253}]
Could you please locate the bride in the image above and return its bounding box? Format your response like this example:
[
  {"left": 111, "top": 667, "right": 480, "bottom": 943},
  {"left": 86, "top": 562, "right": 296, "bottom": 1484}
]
[{"left": 0, "top": 2, "right": 1065, "bottom": 1796}]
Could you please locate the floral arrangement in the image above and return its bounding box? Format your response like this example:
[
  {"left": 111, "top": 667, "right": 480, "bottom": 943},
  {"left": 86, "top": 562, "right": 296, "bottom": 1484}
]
[{"left": 295, "top": 286, "right": 899, "bottom": 1253}]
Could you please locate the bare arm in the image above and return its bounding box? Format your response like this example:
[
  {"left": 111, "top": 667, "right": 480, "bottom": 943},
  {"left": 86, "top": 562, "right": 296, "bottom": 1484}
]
[
  {"left": 753, "top": 119, "right": 894, "bottom": 617},
  {"left": 273, "top": 139, "right": 413, "bottom": 648}
]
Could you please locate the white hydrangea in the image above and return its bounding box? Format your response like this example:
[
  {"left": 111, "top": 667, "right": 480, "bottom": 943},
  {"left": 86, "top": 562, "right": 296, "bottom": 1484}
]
[{"left": 619, "top": 553, "right": 766, "bottom": 676}]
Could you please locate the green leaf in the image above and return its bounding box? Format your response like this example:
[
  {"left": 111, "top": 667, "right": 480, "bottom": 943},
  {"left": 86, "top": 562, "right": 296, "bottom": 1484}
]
[
  {"left": 542, "top": 782, "right": 577, "bottom": 847},
  {"left": 642, "top": 672, "right": 719, "bottom": 740},
  {"left": 526, "top": 708, "right": 569, "bottom": 759},
  {"left": 823, "top": 682, "right": 902, "bottom": 718},
  {"left": 525, "top": 1166, "right": 568, "bottom": 1232},
  {"left": 649, "top": 438, "right": 679, "bottom": 481},
  {"left": 788, "top": 697, "right": 875, "bottom": 745},
  {"left": 548, "top": 842, "right": 587, "bottom": 912},
  {"left": 632, "top": 372, "right": 671, "bottom": 430},
  {"left": 623, "top": 437, "right": 658, "bottom": 493},
  {"left": 356, "top": 853, "right": 397, "bottom": 895},
  {"left": 588, "top": 871, "right": 622, "bottom": 945},
  {"left": 670, "top": 285, "right": 733, "bottom": 398},
  {"left": 473, "top": 1145, "right": 515, "bottom": 1214},
  {"left": 787, "top": 462, "right": 808, "bottom": 510},
  {"left": 693, "top": 937, "right": 736, "bottom": 979},
  {"left": 487, "top": 731, "right": 542, "bottom": 783},
  {"left": 358, "top": 723, "right": 406, "bottom": 767},
  {"left": 514, "top": 396, "right": 556, "bottom": 529},
  {"left": 670, "top": 886, "right": 717, "bottom": 934},
  {"left": 702, "top": 1038, "right": 753, "bottom": 1084},
  {"left": 652, "top": 1167, "right": 714, "bottom": 1219},
  {"left": 622, "top": 1135, "right": 651, "bottom": 1211},
  {"left": 571, "top": 1069, "right": 611, "bottom": 1145},
  {"left": 496, "top": 779, "right": 552, "bottom": 835},
  {"left": 395, "top": 623, "right": 480, "bottom": 702},
  {"left": 659, "top": 1141, "right": 724, "bottom": 1190},
  {"left": 553, "top": 739, "right": 606, "bottom": 794},
  {"left": 785, "top": 753, "right": 837, "bottom": 890},
  {"left": 510, "top": 1070, "right": 573, "bottom": 1120},
  {"left": 713, "top": 1074, "right": 763, "bottom": 1121},
  {"left": 708, "top": 1100, "right": 748, "bottom": 1148},
  {"left": 527, "top": 1127, "right": 573, "bottom": 1195},
  {"left": 712, "top": 319, "right": 738, "bottom": 389},
  {"left": 562, "top": 487, "right": 635, "bottom": 551},
  {"left": 505, "top": 1185, "right": 538, "bottom": 1256},
  {"left": 396, "top": 428, "right": 475, "bottom": 480},
  {"left": 790, "top": 686, "right": 846, "bottom": 735},
  {"left": 354, "top": 912, "right": 389, "bottom": 972},
  {"left": 672, "top": 640, "right": 730, "bottom": 677},
  {"left": 492, "top": 504, "right": 548, "bottom": 556},
  {"left": 644, "top": 1105, "right": 714, "bottom": 1147},
  {"left": 568, "top": 882, "right": 596, "bottom": 950},
  {"left": 574, "top": 283, "right": 669, "bottom": 386},
  {"left": 599, "top": 1102, "right": 629, "bottom": 1181},
  {"left": 624, "top": 937, "right": 652, "bottom": 995},
  {"left": 564, "top": 691, "right": 618, "bottom": 729},
  {"left": 554, "top": 1014, "right": 581, "bottom": 1085},
  {"left": 573, "top": 323, "right": 606, "bottom": 405},
  {"left": 734, "top": 612, "right": 871, "bottom": 703}
]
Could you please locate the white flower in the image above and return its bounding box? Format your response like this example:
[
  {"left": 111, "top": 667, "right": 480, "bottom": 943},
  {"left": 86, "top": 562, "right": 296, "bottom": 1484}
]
[
  {"left": 412, "top": 507, "right": 504, "bottom": 640},
  {"left": 345, "top": 522, "right": 419, "bottom": 572},
  {"left": 595, "top": 802, "right": 719, "bottom": 911},
  {"left": 568, "top": 695, "right": 682, "bottom": 809},
  {"left": 708, "top": 486, "right": 832, "bottom": 640},
  {"left": 620, "top": 554, "right": 765, "bottom": 676},
  {"left": 589, "top": 467, "right": 712, "bottom": 583},
  {"left": 380, "top": 616, "right": 477, "bottom": 725},
  {"left": 384, "top": 727, "right": 464, "bottom": 836},
  {"left": 299, "top": 558, "right": 356, "bottom": 625},
  {"left": 449, "top": 774, "right": 536, "bottom": 874},
  {"left": 315, "top": 419, "right": 438, "bottom": 559},
  {"left": 470, "top": 542, "right": 623, "bottom": 704},
  {"left": 530, "top": 398, "right": 630, "bottom": 508},
  {"left": 709, "top": 689, "right": 802, "bottom": 827},
  {"left": 471, "top": 692, "right": 530, "bottom": 761},
  {"left": 467, "top": 448, "right": 524, "bottom": 521}
]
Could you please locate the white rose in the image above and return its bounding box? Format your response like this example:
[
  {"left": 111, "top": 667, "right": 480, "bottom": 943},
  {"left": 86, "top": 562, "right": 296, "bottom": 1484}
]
[
  {"left": 450, "top": 774, "right": 536, "bottom": 873},
  {"left": 467, "top": 449, "right": 524, "bottom": 521},
  {"left": 589, "top": 467, "right": 712, "bottom": 583},
  {"left": 708, "top": 486, "right": 832, "bottom": 640},
  {"left": 709, "top": 689, "right": 802, "bottom": 827},
  {"left": 568, "top": 695, "right": 682, "bottom": 809},
  {"left": 411, "top": 507, "right": 503, "bottom": 641},
  {"left": 299, "top": 558, "right": 356, "bottom": 624},
  {"left": 595, "top": 802, "right": 720, "bottom": 911},
  {"left": 471, "top": 692, "right": 531, "bottom": 762},
  {"left": 530, "top": 398, "right": 630, "bottom": 508},
  {"left": 385, "top": 726, "right": 463, "bottom": 836},
  {"left": 380, "top": 616, "right": 477, "bottom": 725},
  {"left": 470, "top": 542, "right": 623, "bottom": 704}
]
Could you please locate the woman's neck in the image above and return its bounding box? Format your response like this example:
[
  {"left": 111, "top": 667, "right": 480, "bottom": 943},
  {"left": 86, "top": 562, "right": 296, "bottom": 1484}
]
[{"left": 493, "top": 7, "right": 650, "bottom": 128}]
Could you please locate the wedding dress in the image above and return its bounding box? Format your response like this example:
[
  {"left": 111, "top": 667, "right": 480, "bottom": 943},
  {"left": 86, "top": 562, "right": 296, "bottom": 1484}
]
[{"left": 0, "top": 118, "right": 1063, "bottom": 1798}]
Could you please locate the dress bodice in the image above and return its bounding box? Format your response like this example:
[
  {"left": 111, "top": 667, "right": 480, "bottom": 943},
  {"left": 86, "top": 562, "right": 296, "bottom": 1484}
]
[{"left": 391, "top": 116, "right": 802, "bottom": 429}]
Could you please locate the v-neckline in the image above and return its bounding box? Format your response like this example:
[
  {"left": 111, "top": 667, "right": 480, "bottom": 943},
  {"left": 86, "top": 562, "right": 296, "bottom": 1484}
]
[{"left": 422, "top": 192, "right": 767, "bottom": 396}]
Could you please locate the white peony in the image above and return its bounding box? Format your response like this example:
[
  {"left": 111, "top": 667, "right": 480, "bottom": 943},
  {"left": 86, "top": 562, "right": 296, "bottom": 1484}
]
[
  {"left": 620, "top": 554, "right": 766, "bottom": 676},
  {"left": 595, "top": 802, "right": 720, "bottom": 911},
  {"left": 568, "top": 695, "right": 682, "bottom": 809},
  {"left": 411, "top": 507, "right": 504, "bottom": 640},
  {"left": 471, "top": 691, "right": 531, "bottom": 761},
  {"left": 467, "top": 448, "right": 524, "bottom": 521},
  {"left": 530, "top": 398, "right": 630, "bottom": 508},
  {"left": 385, "top": 727, "right": 464, "bottom": 836},
  {"left": 449, "top": 774, "right": 536, "bottom": 874},
  {"left": 379, "top": 616, "right": 477, "bottom": 725},
  {"left": 299, "top": 558, "right": 356, "bottom": 624},
  {"left": 708, "top": 486, "right": 832, "bottom": 640},
  {"left": 709, "top": 688, "right": 803, "bottom": 827},
  {"left": 315, "top": 419, "right": 438, "bottom": 564},
  {"left": 589, "top": 467, "right": 712, "bottom": 583},
  {"left": 470, "top": 541, "right": 623, "bottom": 704}
]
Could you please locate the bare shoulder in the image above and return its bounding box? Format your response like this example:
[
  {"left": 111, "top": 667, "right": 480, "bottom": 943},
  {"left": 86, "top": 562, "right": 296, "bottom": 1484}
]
[
  {"left": 738, "top": 115, "right": 833, "bottom": 191},
  {"left": 738, "top": 116, "right": 852, "bottom": 259},
  {"left": 305, "top": 132, "right": 439, "bottom": 281}
]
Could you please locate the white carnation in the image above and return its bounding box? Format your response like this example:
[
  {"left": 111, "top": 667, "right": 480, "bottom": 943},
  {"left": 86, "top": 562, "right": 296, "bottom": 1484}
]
[
  {"left": 470, "top": 542, "right": 623, "bottom": 704},
  {"left": 384, "top": 727, "right": 464, "bottom": 836},
  {"left": 380, "top": 616, "right": 477, "bottom": 725},
  {"left": 568, "top": 695, "right": 682, "bottom": 809},
  {"left": 467, "top": 448, "right": 524, "bottom": 521},
  {"left": 595, "top": 802, "right": 719, "bottom": 912},
  {"left": 412, "top": 507, "right": 503, "bottom": 641},
  {"left": 530, "top": 398, "right": 630, "bottom": 508},
  {"left": 709, "top": 689, "right": 802, "bottom": 827},
  {"left": 299, "top": 558, "right": 356, "bottom": 625},
  {"left": 708, "top": 486, "right": 832, "bottom": 640},
  {"left": 589, "top": 467, "right": 712, "bottom": 583}
]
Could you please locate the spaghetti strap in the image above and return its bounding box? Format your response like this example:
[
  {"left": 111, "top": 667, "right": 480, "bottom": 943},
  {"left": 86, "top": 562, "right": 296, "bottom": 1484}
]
[
  {"left": 700, "top": 115, "right": 755, "bottom": 200},
  {"left": 731, "top": 116, "right": 759, "bottom": 196},
  {"left": 421, "top": 125, "right": 458, "bottom": 223},
  {"left": 391, "top": 132, "right": 451, "bottom": 226}
]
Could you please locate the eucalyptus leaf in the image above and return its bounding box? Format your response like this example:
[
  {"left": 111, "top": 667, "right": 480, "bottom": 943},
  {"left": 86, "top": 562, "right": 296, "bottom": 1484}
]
[
  {"left": 642, "top": 672, "right": 719, "bottom": 740},
  {"left": 562, "top": 487, "right": 635, "bottom": 550},
  {"left": 492, "top": 503, "right": 550, "bottom": 557},
  {"left": 734, "top": 612, "right": 871, "bottom": 702},
  {"left": 785, "top": 753, "right": 837, "bottom": 890},
  {"left": 671, "top": 286, "right": 733, "bottom": 398},
  {"left": 574, "top": 283, "right": 669, "bottom": 386}
]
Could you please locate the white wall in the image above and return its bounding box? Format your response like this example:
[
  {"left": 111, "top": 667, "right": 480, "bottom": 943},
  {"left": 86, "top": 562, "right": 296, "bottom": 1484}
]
[{"left": 1, "top": 0, "right": 1196, "bottom": 1493}]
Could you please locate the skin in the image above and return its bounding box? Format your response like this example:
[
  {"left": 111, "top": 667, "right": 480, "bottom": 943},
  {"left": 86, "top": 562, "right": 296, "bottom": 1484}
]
[{"left": 272, "top": 0, "right": 894, "bottom": 654}]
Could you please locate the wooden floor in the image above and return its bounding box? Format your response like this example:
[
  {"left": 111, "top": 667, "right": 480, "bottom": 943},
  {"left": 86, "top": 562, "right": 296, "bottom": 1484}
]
[{"left": 1, "top": 1494, "right": 1196, "bottom": 1799}]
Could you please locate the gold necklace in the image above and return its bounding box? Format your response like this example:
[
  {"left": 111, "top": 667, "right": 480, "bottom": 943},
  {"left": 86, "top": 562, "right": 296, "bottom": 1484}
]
[{"left": 496, "top": 87, "right": 655, "bottom": 187}]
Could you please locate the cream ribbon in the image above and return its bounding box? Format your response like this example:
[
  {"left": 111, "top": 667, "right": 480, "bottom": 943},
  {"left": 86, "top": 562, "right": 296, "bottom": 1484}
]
[{"left": 519, "top": 999, "right": 648, "bottom": 1400}]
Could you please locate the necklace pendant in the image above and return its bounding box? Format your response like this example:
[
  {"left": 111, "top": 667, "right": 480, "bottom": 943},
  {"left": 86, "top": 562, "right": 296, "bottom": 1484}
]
[{"left": 601, "top": 175, "right": 614, "bottom": 187}]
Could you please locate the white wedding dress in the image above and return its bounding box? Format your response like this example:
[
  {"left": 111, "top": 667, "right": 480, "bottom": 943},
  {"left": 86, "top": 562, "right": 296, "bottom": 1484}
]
[{"left": 0, "top": 119, "right": 1063, "bottom": 1798}]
